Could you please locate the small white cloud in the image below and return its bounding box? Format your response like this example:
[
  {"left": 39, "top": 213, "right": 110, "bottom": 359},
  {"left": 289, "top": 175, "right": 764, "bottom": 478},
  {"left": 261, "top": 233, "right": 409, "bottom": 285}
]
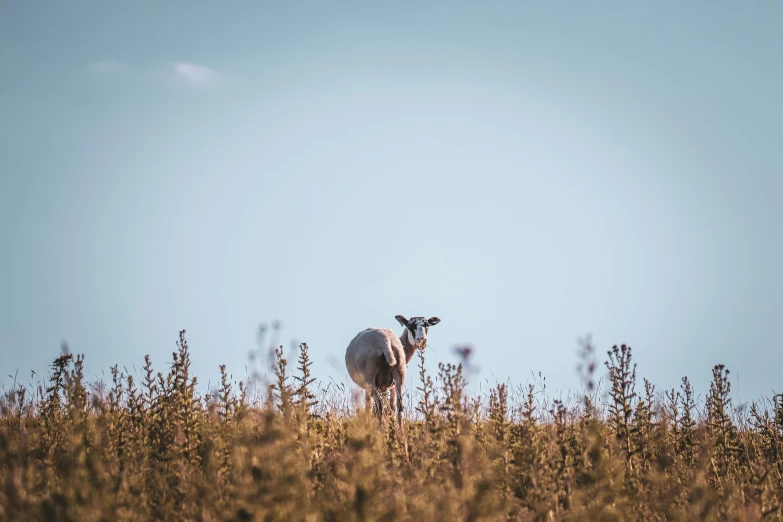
[
  {"left": 174, "top": 62, "right": 221, "bottom": 86},
  {"left": 88, "top": 60, "right": 128, "bottom": 73},
  {"left": 83, "top": 60, "right": 226, "bottom": 89}
]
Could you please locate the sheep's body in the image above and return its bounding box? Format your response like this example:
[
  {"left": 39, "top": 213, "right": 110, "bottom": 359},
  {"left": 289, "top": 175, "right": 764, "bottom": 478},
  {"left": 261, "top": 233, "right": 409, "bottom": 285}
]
[
  {"left": 345, "top": 315, "right": 441, "bottom": 426},
  {"left": 345, "top": 327, "right": 411, "bottom": 424},
  {"left": 345, "top": 328, "right": 402, "bottom": 387}
]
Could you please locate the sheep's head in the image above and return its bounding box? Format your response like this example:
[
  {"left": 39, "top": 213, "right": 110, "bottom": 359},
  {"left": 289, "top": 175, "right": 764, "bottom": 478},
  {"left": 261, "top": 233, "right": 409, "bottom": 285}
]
[{"left": 395, "top": 315, "right": 441, "bottom": 351}]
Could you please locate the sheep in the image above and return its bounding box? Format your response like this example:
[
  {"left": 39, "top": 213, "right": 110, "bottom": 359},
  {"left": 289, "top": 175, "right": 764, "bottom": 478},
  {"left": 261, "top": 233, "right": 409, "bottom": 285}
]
[{"left": 345, "top": 314, "right": 441, "bottom": 426}]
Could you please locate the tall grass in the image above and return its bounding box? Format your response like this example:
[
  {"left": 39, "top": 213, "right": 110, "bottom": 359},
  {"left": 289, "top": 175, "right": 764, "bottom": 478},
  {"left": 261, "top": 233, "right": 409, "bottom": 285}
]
[{"left": 1, "top": 330, "right": 782, "bottom": 521}]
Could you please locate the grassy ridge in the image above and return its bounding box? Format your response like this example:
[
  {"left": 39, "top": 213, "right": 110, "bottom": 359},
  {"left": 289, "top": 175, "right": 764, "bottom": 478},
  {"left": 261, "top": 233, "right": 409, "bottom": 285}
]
[{"left": 1, "top": 330, "right": 782, "bottom": 521}]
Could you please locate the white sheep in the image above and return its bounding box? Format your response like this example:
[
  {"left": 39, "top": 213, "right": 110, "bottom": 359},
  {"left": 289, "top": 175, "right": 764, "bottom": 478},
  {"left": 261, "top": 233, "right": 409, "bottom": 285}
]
[{"left": 345, "top": 314, "right": 441, "bottom": 425}]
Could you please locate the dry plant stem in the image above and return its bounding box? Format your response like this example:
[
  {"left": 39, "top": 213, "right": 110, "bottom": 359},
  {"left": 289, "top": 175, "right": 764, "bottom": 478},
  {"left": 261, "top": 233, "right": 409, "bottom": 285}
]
[{"left": 0, "top": 331, "right": 781, "bottom": 521}]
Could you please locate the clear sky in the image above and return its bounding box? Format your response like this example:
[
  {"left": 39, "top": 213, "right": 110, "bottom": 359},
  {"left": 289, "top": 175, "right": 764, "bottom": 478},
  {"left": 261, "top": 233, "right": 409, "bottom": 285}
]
[{"left": 1, "top": 1, "right": 781, "bottom": 407}]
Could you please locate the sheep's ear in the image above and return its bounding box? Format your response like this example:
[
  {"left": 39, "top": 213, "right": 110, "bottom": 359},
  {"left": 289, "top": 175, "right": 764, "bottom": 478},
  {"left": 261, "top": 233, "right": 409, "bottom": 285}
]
[
  {"left": 395, "top": 315, "right": 409, "bottom": 327},
  {"left": 427, "top": 317, "right": 441, "bottom": 326}
]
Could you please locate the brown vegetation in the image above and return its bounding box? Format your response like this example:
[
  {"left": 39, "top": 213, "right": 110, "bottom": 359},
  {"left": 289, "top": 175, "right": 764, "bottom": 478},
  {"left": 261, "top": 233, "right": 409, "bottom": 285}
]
[{"left": 1, "top": 330, "right": 782, "bottom": 521}]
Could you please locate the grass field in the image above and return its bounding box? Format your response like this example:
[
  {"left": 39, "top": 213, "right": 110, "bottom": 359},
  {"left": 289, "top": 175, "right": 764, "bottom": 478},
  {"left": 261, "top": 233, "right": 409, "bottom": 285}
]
[{"left": 1, "top": 330, "right": 781, "bottom": 521}]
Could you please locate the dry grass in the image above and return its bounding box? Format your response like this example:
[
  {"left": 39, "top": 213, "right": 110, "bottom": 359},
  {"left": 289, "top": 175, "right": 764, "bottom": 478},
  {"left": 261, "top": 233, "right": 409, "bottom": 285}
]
[{"left": 1, "top": 330, "right": 782, "bottom": 521}]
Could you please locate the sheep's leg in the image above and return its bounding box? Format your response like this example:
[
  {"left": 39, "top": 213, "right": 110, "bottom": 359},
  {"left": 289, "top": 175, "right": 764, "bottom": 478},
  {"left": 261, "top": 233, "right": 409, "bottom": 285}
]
[
  {"left": 393, "top": 367, "right": 406, "bottom": 428},
  {"left": 390, "top": 387, "right": 397, "bottom": 417},
  {"left": 371, "top": 383, "right": 383, "bottom": 423},
  {"left": 364, "top": 388, "right": 372, "bottom": 412}
]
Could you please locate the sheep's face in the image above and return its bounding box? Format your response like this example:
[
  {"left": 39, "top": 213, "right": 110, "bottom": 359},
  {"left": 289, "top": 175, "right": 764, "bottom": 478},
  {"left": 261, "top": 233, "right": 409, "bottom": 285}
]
[{"left": 395, "top": 315, "right": 441, "bottom": 351}]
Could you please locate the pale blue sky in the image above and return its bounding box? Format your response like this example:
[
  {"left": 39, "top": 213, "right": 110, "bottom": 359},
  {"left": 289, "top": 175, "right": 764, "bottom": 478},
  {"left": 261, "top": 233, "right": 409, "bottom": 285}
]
[{"left": 1, "top": 1, "right": 781, "bottom": 405}]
